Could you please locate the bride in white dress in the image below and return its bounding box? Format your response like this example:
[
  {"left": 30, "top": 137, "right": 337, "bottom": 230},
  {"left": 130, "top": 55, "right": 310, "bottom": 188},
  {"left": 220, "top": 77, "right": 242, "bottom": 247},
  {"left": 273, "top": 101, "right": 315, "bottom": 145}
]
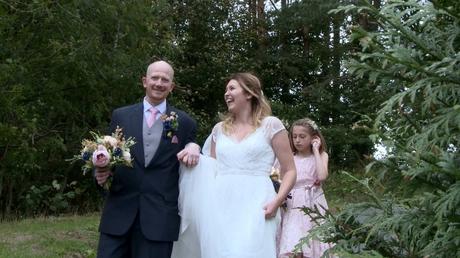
[{"left": 172, "top": 73, "right": 296, "bottom": 258}]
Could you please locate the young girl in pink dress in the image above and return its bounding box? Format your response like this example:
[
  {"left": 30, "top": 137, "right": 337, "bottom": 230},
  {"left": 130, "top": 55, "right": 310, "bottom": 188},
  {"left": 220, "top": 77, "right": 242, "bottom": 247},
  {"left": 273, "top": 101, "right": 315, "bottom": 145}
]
[{"left": 278, "top": 118, "right": 332, "bottom": 258}]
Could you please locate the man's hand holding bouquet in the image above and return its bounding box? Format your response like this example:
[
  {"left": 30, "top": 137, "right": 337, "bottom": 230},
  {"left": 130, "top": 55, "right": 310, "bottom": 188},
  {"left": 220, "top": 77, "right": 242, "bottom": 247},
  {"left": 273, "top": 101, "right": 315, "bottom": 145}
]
[{"left": 69, "top": 126, "right": 135, "bottom": 190}]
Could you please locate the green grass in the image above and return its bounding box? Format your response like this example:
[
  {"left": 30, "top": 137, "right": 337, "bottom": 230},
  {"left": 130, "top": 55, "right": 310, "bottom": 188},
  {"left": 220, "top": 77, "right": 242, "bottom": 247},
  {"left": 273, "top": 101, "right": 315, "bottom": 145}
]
[
  {"left": 0, "top": 213, "right": 100, "bottom": 258},
  {"left": 0, "top": 170, "right": 361, "bottom": 257}
]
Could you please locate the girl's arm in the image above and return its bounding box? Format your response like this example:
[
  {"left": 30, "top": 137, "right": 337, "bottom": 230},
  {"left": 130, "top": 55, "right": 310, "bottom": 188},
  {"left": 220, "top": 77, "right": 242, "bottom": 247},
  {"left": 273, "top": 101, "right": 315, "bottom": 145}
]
[{"left": 312, "top": 138, "right": 329, "bottom": 181}]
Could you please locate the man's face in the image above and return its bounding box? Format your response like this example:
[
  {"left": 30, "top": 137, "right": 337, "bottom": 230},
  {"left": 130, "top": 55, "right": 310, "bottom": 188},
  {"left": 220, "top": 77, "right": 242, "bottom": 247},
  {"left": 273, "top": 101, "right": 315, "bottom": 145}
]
[{"left": 142, "top": 62, "right": 175, "bottom": 105}]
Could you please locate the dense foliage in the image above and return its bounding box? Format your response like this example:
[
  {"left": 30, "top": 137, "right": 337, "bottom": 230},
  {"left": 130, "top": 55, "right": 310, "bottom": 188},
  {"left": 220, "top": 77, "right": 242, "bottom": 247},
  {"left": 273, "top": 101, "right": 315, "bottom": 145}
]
[
  {"left": 1, "top": 0, "right": 378, "bottom": 217},
  {"left": 0, "top": 0, "right": 172, "bottom": 217},
  {"left": 301, "top": 0, "right": 460, "bottom": 257}
]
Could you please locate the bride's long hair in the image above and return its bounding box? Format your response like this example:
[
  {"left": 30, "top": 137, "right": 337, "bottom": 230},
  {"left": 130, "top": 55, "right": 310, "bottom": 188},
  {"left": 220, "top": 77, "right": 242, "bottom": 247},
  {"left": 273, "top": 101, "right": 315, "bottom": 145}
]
[{"left": 221, "top": 72, "right": 272, "bottom": 134}]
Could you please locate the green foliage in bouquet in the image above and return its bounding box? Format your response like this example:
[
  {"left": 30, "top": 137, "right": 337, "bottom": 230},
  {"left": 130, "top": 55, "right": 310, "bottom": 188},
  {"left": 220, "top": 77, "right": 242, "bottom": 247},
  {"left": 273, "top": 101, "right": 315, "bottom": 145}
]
[{"left": 299, "top": 1, "right": 460, "bottom": 257}]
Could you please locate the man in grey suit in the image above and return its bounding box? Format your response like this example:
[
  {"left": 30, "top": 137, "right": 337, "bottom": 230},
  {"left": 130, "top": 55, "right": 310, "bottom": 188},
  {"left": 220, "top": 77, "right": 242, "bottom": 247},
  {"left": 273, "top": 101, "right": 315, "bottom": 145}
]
[{"left": 95, "top": 60, "right": 200, "bottom": 258}]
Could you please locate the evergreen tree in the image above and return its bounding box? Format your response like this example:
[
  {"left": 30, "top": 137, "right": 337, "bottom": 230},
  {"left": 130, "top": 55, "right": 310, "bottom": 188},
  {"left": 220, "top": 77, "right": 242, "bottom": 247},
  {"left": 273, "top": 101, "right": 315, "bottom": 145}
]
[{"left": 304, "top": 1, "right": 460, "bottom": 257}]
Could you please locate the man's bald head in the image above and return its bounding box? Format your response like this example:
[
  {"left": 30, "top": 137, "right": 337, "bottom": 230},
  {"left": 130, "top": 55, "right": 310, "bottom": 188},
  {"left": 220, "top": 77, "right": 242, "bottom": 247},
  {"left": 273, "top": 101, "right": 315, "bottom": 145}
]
[
  {"left": 146, "top": 61, "right": 174, "bottom": 81},
  {"left": 142, "top": 60, "right": 176, "bottom": 105}
]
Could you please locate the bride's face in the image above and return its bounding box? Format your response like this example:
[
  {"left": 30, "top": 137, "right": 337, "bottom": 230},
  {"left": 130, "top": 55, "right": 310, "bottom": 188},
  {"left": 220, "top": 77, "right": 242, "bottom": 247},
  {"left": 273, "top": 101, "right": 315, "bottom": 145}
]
[{"left": 224, "top": 79, "right": 251, "bottom": 113}]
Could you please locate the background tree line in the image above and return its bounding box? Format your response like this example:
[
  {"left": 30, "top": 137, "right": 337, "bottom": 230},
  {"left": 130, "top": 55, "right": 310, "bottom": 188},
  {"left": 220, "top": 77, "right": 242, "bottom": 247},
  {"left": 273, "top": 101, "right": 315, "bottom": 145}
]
[
  {"left": 1, "top": 0, "right": 375, "bottom": 217},
  {"left": 1, "top": 0, "right": 458, "bottom": 256}
]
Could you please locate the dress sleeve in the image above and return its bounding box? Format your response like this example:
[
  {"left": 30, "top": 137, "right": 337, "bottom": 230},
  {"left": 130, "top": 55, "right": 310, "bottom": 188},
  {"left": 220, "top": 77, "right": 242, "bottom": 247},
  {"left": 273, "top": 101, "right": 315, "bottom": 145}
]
[
  {"left": 202, "top": 122, "right": 221, "bottom": 156},
  {"left": 211, "top": 122, "right": 222, "bottom": 143},
  {"left": 263, "top": 116, "right": 286, "bottom": 140}
]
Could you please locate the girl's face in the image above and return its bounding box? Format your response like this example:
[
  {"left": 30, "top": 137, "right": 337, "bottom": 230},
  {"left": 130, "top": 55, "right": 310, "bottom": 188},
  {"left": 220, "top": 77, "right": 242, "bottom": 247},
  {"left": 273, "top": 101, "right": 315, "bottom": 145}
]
[
  {"left": 224, "top": 79, "right": 251, "bottom": 114},
  {"left": 292, "top": 125, "right": 313, "bottom": 154}
]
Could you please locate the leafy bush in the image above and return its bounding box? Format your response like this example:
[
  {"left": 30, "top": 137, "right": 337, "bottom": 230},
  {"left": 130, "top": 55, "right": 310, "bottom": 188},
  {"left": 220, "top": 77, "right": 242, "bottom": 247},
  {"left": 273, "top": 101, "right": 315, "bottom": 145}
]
[{"left": 21, "top": 180, "right": 83, "bottom": 217}]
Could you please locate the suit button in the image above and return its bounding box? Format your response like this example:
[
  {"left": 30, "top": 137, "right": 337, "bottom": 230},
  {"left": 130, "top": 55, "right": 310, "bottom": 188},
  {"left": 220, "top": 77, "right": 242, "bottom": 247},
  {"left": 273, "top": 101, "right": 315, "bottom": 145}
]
[
  {"left": 146, "top": 144, "right": 150, "bottom": 147},
  {"left": 148, "top": 132, "right": 151, "bottom": 135}
]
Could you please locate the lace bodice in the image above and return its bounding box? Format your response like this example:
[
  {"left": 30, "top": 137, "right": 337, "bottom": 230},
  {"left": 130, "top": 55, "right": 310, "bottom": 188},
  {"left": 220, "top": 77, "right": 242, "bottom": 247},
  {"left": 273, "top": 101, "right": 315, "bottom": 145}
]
[{"left": 211, "top": 116, "right": 285, "bottom": 176}]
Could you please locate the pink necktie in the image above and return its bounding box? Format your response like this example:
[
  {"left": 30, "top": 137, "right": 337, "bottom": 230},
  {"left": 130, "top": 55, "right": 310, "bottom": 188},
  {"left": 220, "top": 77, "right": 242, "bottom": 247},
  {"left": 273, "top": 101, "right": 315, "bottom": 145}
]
[{"left": 147, "top": 107, "right": 158, "bottom": 128}]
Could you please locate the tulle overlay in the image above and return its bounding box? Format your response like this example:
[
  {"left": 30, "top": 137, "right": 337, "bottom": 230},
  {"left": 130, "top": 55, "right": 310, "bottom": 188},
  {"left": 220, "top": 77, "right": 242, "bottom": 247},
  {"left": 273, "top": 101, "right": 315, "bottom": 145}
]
[
  {"left": 172, "top": 155, "right": 217, "bottom": 258},
  {"left": 172, "top": 117, "right": 285, "bottom": 258}
]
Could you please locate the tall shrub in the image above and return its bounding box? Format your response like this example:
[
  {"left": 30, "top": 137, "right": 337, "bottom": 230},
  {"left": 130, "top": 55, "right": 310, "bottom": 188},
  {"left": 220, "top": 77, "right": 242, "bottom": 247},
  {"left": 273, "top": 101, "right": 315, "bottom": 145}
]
[
  {"left": 0, "top": 0, "right": 176, "bottom": 217},
  {"left": 304, "top": 1, "right": 460, "bottom": 257}
]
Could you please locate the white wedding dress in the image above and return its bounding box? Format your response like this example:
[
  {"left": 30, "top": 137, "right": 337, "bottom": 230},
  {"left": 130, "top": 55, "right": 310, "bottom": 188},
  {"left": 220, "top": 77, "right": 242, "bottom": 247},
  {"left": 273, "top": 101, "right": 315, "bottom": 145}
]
[{"left": 172, "top": 116, "right": 285, "bottom": 258}]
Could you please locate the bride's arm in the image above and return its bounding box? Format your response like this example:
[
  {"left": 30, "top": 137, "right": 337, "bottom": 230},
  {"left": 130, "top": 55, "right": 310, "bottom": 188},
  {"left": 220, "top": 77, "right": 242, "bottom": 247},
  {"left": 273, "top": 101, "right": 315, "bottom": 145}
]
[
  {"left": 272, "top": 130, "right": 296, "bottom": 205},
  {"left": 264, "top": 130, "right": 296, "bottom": 218}
]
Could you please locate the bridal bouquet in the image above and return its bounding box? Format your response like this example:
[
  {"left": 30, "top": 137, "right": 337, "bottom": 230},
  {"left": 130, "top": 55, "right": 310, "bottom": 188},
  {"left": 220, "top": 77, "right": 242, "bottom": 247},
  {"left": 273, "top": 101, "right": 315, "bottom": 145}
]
[
  {"left": 270, "top": 167, "right": 281, "bottom": 193},
  {"left": 69, "top": 126, "right": 136, "bottom": 189}
]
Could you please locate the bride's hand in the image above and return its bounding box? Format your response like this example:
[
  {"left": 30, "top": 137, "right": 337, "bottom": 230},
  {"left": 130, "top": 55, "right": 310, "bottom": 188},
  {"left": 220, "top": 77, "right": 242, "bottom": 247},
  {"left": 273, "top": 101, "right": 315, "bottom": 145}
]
[{"left": 263, "top": 199, "right": 279, "bottom": 219}]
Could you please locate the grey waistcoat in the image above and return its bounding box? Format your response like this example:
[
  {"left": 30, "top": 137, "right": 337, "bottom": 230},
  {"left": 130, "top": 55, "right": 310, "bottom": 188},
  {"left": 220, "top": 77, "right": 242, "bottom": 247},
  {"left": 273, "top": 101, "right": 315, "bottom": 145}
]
[{"left": 143, "top": 116, "right": 163, "bottom": 167}]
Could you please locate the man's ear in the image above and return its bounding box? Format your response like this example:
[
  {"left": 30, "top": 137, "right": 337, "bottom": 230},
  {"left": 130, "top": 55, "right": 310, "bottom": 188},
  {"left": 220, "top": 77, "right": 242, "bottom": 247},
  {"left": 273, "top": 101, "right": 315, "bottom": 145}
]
[{"left": 142, "top": 76, "right": 147, "bottom": 89}]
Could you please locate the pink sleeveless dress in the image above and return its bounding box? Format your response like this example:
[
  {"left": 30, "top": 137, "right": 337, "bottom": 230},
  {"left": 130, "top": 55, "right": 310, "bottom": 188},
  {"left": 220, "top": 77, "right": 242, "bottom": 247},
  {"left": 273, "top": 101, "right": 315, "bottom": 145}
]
[{"left": 277, "top": 155, "right": 332, "bottom": 258}]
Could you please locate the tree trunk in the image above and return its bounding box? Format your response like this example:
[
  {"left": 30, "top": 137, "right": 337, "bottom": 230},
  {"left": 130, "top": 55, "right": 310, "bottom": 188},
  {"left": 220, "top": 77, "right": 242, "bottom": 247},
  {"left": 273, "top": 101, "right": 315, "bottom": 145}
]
[
  {"left": 301, "top": 26, "right": 310, "bottom": 58},
  {"left": 5, "top": 181, "right": 13, "bottom": 216},
  {"left": 256, "top": 0, "right": 267, "bottom": 43},
  {"left": 249, "top": 0, "right": 256, "bottom": 25},
  {"left": 332, "top": 16, "right": 341, "bottom": 77},
  {"left": 359, "top": 0, "right": 381, "bottom": 31}
]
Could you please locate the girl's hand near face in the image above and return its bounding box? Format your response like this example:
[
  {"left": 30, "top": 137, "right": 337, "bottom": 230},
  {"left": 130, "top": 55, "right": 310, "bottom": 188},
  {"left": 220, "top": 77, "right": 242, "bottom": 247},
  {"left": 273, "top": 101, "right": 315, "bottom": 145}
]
[
  {"left": 312, "top": 137, "right": 321, "bottom": 153},
  {"left": 311, "top": 136, "right": 329, "bottom": 182}
]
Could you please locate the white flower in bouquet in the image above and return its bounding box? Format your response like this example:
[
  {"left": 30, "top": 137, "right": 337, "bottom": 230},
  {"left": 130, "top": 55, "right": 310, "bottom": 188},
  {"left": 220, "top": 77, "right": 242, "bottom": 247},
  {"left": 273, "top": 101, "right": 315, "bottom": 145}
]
[
  {"left": 122, "top": 151, "right": 131, "bottom": 163},
  {"left": 102, "top": 135, "right": 118, "bottom": 148}
]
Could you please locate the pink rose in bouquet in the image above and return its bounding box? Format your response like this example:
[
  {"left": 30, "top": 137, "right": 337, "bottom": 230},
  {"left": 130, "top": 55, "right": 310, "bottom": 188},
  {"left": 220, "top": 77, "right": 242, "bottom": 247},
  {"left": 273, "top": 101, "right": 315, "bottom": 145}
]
[{"left": 92, "top": 145, "right": 111, "bottom": 168}]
